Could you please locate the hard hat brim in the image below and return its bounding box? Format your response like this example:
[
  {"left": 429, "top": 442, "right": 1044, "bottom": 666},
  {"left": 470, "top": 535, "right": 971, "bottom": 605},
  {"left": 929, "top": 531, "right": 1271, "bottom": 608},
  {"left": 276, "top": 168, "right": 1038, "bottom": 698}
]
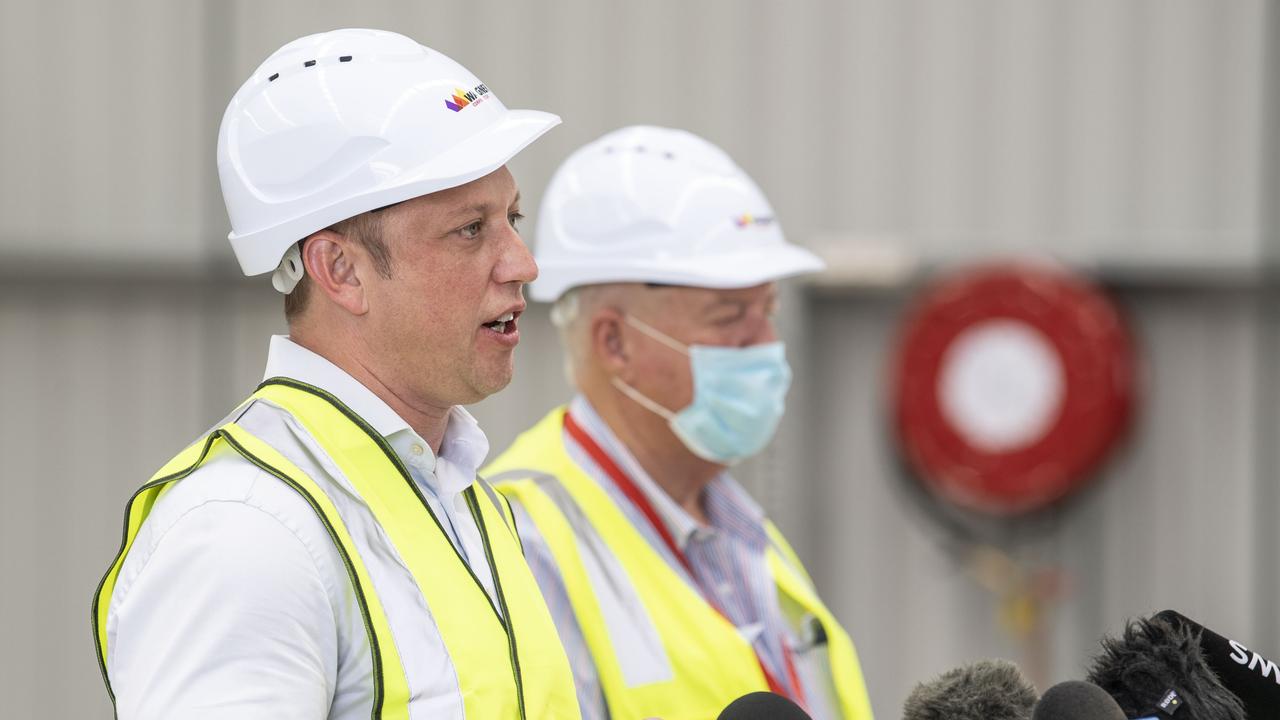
[
  {"left": 388, "top": 109, "right": 561, "bottom": 204},
  {"left": 529, "top": 242, "right": 827, "bottom": 302},
  {"left": 228, "top": 109, "right": 561, "bottom": 277}
]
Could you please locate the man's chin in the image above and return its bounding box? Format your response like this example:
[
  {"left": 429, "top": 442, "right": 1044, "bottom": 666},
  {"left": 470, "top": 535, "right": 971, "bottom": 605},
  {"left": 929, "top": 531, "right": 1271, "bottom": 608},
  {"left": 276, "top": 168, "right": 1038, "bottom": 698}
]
[{"left": 469, "top": 367, "right": 515, "bottom": 402}]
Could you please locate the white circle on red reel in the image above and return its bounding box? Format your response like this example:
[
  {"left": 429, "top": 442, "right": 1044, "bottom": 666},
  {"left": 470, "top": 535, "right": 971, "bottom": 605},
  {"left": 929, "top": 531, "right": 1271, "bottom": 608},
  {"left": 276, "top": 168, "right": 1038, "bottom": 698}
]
[{"left": 937, "top": 319, "right": 1066, "bottom": 454}]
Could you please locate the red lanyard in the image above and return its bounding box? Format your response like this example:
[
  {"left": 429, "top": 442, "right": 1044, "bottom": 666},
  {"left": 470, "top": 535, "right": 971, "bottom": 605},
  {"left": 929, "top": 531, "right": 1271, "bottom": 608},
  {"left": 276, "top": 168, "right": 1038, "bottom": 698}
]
[{"left": 563, "top": 411, "right": 808, "bottom": 710}]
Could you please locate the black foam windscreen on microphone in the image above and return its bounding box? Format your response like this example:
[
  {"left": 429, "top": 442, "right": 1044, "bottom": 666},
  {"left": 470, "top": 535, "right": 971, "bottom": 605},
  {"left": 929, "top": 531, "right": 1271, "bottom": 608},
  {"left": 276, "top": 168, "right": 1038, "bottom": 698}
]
[
  {"left": 902, "top": 659, "right": 1038, "bottom": 720},
  {"left": 1153, "top": 610, "right": 1280, "bottom": 720},
  {"left": 1031, "top": 681, "right": 1126, "bottom": 720},
  {"left": 716, "top": 691, "right": 812, "bottom": 720},
  {"left": 1086, "top": 614, "right": 1246, "bottom": 720}
]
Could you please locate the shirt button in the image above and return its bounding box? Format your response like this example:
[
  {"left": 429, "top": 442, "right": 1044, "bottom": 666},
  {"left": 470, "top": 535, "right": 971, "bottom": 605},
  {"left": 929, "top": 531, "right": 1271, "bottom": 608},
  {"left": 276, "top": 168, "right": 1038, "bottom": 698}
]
[{"left": 410, "top": 443, "right": 424, "bottom": 457}]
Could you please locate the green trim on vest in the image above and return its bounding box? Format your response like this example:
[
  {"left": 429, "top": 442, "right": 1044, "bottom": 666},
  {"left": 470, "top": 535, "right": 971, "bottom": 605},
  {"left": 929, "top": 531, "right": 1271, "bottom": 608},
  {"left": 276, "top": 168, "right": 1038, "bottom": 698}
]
[
  {"left": 93, "top": 382, "right": 580, "bottom": 720},
  {"left": 486, "top": 406, "right": 875, "bottom": 720}
]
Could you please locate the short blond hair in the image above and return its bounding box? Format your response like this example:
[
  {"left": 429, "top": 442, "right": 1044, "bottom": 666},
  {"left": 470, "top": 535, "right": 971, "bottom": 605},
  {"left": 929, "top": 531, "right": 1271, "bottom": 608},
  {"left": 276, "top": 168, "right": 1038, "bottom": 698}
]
[{"left": 284, "top": 211, "right": 392, "bottom": 322}]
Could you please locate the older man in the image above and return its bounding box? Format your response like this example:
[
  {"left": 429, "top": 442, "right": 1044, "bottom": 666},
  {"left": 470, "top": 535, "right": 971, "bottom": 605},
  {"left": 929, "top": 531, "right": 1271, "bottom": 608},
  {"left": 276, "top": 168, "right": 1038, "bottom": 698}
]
[
  {"left": 93, "top": 29, "right": 579, "bottom": 719},
  {"left": 484, "top": 126, "right": 875, "bottom": 720}
]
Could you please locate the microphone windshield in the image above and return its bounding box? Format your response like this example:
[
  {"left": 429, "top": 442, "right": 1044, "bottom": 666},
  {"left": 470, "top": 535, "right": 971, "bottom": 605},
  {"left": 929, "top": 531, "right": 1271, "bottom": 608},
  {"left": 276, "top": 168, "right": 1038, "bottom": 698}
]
[
  {"left": 1031, "top": 681, "right": 1125, "bottom": 720},
  {"left": 716, "top": 691, "right": 812, "bottom": 720},
  {"left": 1153, "top": 610, "right": 1279, "bottom": 720},
  {"left": 902, "top": 659, "right": 1038, "bottom": 720},
  {"left": 1086, "top": 614, "right": 1246, "bottom": 720}
]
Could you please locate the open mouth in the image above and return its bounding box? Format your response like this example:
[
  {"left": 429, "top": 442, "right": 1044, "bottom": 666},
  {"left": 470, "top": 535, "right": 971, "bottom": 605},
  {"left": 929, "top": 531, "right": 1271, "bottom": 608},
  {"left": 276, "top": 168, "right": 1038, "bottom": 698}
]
[{"left": 483, "top": 311, "right": 519, "bottom": 335}]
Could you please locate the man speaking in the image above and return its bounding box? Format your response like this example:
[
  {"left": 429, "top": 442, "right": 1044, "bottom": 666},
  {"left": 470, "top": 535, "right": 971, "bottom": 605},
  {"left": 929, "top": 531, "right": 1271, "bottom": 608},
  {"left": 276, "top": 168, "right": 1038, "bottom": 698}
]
[
  {"left": 93, "top": 28, "right": 579, "bottom": 719},
  {"left": 484, "top": 126, "right": 875, "bottom": 720}
]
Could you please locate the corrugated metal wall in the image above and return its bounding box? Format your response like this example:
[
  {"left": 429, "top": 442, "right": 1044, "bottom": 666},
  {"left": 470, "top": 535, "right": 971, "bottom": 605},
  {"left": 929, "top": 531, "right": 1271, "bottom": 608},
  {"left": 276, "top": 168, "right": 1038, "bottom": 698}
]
[{"left": 1, "top": 1, "right": 1274, "bottom": 717}]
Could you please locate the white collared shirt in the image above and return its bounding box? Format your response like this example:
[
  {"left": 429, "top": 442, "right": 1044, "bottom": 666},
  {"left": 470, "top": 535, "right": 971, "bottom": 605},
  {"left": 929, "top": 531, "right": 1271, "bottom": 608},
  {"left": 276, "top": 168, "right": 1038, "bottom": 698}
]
[{"left": 106, "top": 336, "right": 495, "bottom": 719}]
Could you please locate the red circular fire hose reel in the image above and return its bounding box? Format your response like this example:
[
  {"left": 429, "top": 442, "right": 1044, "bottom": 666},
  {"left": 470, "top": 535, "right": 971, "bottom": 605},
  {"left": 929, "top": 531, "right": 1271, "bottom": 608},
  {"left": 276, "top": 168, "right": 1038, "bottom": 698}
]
[{"left": 891, "top": 263, "right": 1137, "bottom": 516}]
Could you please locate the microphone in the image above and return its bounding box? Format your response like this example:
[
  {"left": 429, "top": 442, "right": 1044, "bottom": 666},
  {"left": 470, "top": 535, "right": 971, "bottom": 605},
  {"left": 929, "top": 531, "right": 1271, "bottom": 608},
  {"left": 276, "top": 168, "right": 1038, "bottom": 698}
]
[
  {"left": 716, "top": 691, "right": 812, "bottom": 719},
  {"left": 902, "top": 659, "right": 1038, "bottom": 720},
  {"left": 1153, "top": 610, "right": 1280, "bottom": 720},
  {"left": 1086, "top": 613, "right": 1246, "bottom": 720},
  {"left": 1031, "top": 680, "right": 1125, "bottom": 720}
]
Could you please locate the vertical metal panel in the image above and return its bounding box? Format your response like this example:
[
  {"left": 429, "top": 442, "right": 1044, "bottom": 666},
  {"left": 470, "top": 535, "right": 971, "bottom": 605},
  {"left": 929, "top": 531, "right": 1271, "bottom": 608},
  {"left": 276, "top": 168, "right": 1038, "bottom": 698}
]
[
  {"left": 1255, "top": 0, "right": 1280, "bottom": 658},
  {"left": 0, "top": 281, "right": 214, "bottom": 718},
  {"left": 1056, "top": 0, "right": 1147, "bottom": 260},
  {"left": 819, "top": 0, "right": 1264, "bottom": 267},
  {"left": 1088, "top": 291, "right": 1258, "bottom": 626},
  {"left": 0, "top": 0, "right": 211, "bottom": 266},
  {"left": 2, "top": 0, "right": 1263, "bottom": 270}
]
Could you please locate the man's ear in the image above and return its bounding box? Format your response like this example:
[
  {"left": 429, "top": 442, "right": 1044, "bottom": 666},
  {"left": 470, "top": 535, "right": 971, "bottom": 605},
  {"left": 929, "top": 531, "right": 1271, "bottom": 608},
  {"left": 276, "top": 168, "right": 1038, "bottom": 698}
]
[
  {"left": 591, "top": 307, "right": 630, "bottom": 375},
  {"left": 300, "top": 230, "right": 369, "bottom": 316}
]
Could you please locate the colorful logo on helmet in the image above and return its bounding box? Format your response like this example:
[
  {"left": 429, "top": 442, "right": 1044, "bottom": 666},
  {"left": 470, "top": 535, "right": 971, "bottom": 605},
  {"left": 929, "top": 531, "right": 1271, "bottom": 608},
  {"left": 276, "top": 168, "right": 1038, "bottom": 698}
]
[
  {"left": 445, "top": 83, "right": 491, "bottom": 112},
  {"left": 733, "top": 214, "right": 775, "bottom": 228}
]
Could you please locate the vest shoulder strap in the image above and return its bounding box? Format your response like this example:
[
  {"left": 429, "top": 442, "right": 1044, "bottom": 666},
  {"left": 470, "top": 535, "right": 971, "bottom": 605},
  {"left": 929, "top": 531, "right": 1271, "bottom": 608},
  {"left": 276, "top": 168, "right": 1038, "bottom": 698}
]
[
  {"left": 475, "top": 475, "right": 520, "bottom": 540},
  {"left": 92, "top": 419, "right": 413, "bottom": 720}
]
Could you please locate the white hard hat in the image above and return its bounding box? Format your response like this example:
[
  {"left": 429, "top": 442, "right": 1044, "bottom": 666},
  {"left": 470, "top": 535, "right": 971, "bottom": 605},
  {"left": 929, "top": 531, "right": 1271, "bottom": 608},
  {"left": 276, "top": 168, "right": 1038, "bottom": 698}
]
[
  {"left": 218, "top": 28, "right": 560, "bottom": 279},
  {"left": 529, "top": 125, "right": 825, "bottom": 302}
]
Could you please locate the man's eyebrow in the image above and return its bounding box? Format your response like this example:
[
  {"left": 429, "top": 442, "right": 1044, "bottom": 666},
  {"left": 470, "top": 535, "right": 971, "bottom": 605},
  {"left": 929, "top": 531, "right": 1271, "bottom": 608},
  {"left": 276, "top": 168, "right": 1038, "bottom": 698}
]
[
  {"left": 704, "top": 292, "right": 776, "bottom": 316},
  {"left": 441, "top": 202, "right": 495, "bottom": 221},
  {"left": 441, "top": 193, "right": 523, "bottom": 222},
  {"left": 703, "top": 298, "right": 749, "bottom": 317}
]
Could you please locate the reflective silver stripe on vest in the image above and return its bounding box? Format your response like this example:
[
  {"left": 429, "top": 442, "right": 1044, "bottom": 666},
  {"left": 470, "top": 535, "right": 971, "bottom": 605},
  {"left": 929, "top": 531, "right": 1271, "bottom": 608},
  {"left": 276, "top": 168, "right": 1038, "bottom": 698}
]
[
  {"left": 488, "top": 470, "right": 673, "bottom": 687},
  {"left": 238, "top": 399, "right": 466, "bottom": 720},
  {"left": 474, "top": 478, "right": 510, "bottom": 529}
]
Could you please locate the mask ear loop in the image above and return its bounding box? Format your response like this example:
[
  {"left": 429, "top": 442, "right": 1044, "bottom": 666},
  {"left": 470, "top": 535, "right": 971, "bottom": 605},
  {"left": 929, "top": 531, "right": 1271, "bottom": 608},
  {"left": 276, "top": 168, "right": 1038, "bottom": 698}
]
[
  {"left": 611, "top": 376, "right": 677, "bottom": 420},
  {"left": 624, "top": 314, "right": 691, "bottom": 356},
  {"left": 611, "top": 313, "right": 690, "bottom": 421}
]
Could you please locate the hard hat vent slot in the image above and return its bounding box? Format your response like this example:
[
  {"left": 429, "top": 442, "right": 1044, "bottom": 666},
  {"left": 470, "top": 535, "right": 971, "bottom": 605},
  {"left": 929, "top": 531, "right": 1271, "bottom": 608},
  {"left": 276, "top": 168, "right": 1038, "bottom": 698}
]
[
  {"left": 601, "top": 145, "right": 675, "bottom": 160},
  {"left": 267, "top": 56, "right": 354, "bottom": 83}
]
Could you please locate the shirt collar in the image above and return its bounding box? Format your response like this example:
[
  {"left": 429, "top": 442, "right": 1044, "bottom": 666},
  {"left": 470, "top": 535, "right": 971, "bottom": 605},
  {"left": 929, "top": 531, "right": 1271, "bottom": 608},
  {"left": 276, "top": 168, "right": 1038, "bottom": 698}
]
[
  {"left": 262, "top": 335, "right": 489, "bottom": 491},
  {"left": 569, "top": 395, "right": 767, "bottom": 550},
  {"left": 263, "top": 335, "right": 407, "bottom": 436}
]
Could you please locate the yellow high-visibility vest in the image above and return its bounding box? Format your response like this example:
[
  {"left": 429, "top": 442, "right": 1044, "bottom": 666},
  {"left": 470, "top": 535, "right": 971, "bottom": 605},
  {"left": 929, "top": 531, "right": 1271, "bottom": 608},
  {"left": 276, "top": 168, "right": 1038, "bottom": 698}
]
[
  {"left": 486, "top": 407, "right": 874, "bottom": 720},
  {"left": 93, "top": 379, "right": 581, "bottom": 720}
]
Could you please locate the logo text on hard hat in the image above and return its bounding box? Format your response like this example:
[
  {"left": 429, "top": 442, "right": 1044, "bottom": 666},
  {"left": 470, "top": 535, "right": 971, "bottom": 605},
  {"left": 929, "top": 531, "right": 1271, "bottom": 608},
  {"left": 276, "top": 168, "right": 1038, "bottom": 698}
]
[
  {"left": 445, "top": 83, "right": 491, "bottom": 112},
  {"left": 733, "top": 214, "right": 775, "bottom": 228}
]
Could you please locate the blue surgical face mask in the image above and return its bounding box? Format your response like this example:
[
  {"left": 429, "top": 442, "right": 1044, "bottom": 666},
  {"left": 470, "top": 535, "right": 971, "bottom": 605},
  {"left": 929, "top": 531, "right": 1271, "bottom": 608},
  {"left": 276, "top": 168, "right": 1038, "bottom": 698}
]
[{"left": 612, "top": 314, "right": 793, "bottom": 465}]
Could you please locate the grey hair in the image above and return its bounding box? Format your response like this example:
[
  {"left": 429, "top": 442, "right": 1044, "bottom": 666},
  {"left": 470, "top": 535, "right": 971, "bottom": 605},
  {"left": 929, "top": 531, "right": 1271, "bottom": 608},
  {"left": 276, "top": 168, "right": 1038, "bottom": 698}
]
[
  {"left": 550, "top": 287, "right": 588, "bottom": 386},
  {"left": 551, "top": 284, "right": 649, "bottom": 386},
  {"left": 549, "top": 287, "right": 582, "bottom": 330}
]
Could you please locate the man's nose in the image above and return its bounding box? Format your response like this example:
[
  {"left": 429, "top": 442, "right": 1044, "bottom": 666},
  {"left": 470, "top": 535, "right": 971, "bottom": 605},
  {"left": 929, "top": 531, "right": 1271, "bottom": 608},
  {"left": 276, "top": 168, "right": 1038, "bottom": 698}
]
[
  {"left": 496, "top": 225, "right": 539, "bottom": 285},
  {"left": 744, "top": 316, "right": 779, "bottom": 346}
]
